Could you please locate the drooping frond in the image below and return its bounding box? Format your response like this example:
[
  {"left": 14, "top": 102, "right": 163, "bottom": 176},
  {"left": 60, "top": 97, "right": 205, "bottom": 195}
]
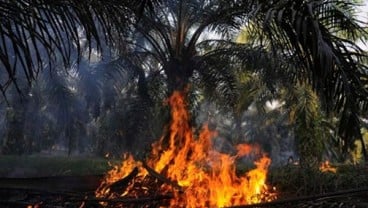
[
  {"left": 197, "top": 39, "right": 292, "bottom": 93},
  {"left": 0, "top": 0, "right": 161, "bottom": 95},
  {"left": 287, "top": 84, "right": 320, "bottom": 125},
  {"left": 251, "top": 0, "right": 368, "bottom": 112},
  {"left": 247, "top": 0, "right": 368, "bottom": 144}
]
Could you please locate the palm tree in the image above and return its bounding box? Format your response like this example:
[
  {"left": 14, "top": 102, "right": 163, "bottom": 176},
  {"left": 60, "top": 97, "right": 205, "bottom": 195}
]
[
  {"left": 248, "top": 0, "right": 368, "bottom": 157},
  {"left": 286, "top": 83, "right": 327, "bottom": 168},
  {"left": 116, "top": 0, "right": 254, "bottom": 103}
]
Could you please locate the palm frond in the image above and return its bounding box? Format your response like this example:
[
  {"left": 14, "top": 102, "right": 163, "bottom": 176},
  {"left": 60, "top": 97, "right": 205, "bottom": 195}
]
[
  {"left": 338, "top": 104, "right": 363, "bottom": 152},
  {"left": 198, "top": 40, "right": 293, "bottom": 91},
  {"left": 44, "top": 72, "right": 77, "bottom": 127},
  {"left": 74, "top": 60, "right": 102, "bottom": 118},
  {"left": 287, "top": 84, "right": 320, "bottom": 125},
  {"left": 248, "top": 0, "right": 368, "bottom": 144},
  {"left": 0, "top": 0, "right": 145, "bottom": 94},
  {"left": 252, "top": 0, "right": 368, "bottom": 112},
  {"left": 194, "top": 52, "right": 238, "bottom": 108}
]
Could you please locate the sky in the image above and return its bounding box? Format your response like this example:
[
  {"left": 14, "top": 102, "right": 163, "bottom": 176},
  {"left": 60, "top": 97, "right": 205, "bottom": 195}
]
[{"left": 358, "top": 1, "right": 368, "bottom": 49}]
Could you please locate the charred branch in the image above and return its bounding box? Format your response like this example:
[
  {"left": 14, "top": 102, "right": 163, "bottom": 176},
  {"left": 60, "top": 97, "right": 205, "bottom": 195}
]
[
  {"left": 106, "top": 167, "right": 139, "bottom": 193},
  {"left": 142, "top": 162, "right": 183, "bottom": 193}
]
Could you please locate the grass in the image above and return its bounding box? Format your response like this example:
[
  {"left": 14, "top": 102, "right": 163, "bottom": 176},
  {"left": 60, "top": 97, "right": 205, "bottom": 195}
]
[
  {"left": 1, "top": 154, "right": 368, "bottom": 200},
  {"left": 268, "top": 164, "right": 368, "bottom": 198},
  {"left": 0, "top": 155, "right": 115, "bottom": 177}
]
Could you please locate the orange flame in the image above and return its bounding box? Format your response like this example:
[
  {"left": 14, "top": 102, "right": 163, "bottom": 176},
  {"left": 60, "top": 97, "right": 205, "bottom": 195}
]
[
  {"left": 319, "top": 160, "right": 337, "bottom": 173},
  {"left": 96, "top": 91, "right": 276, "bottom": 207}
]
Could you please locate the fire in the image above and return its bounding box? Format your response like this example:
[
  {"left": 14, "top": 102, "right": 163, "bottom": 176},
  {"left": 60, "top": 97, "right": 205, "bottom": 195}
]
[
  {"left": 319, "top": 160, "right": 337, "bottom": 173},
  {"left": 96, "top": 91, "right": 276, "bottom": 207},
  {"left": 27, "top": 204, "right": 41, "bottom": 208}
]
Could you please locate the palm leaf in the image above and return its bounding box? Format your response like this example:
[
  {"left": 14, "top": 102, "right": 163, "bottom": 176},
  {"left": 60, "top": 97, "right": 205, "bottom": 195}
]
[
  {"left": 194, "top": 50, "right": 238, "bottom": 108},
  {"left": 253, "top": 0, "right": 368, "bottom": 111},
  {"left": 248, "top": 0, "right": 368, "bottom": 144},
  {"left": 0, "top": 0, "right": 161, "bottom": 95}
]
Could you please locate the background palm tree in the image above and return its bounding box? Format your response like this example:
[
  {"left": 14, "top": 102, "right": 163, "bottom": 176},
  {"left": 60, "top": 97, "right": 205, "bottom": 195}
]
[{"left": 248, "top": 0, "right": 368, "bottom": 157}]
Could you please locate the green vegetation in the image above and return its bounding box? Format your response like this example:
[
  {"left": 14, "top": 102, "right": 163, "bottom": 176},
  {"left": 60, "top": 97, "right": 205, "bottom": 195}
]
[
  {"left": 269, "top": 164, "right": 368, "bottom": 197},
  {"left": 0, "top": 155, "right": 113, "bottom": 177},
  {"left": 0, "top": 155, "right": 367, "bottom": 201},
  {"left": 288, "top": 84, "right": 326, "bottom": 169}
]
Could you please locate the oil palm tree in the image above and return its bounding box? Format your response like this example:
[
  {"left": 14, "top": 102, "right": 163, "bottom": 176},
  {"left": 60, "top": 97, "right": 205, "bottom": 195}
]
[
  {"left": 286, "top": 83, "right": 327, "bottom": 168},
  {"left": 249, "top": 0, "right": 368, "bottom": 159},
  {"left": 119, "top": 0, "right": 252, "bottom": 102}
]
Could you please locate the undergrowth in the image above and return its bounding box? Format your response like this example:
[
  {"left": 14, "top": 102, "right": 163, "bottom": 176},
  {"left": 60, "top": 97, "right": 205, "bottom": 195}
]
[{"left": 268, "top": 164, "right": 368, "bottom": 197}]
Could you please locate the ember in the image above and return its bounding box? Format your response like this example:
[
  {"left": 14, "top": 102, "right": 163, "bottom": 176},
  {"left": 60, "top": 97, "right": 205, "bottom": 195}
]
[
  {"left": 319, "top": 160, "right": 337, "bottom": 173},
  {"left": 96, "top": 91, "right": 277, "bottom": 207}
]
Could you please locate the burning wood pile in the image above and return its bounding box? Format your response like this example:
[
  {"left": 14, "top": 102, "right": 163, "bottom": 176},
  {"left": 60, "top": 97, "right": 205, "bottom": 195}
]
[{"left": 95, "top": 91, "right": 277, "bottom": 207}]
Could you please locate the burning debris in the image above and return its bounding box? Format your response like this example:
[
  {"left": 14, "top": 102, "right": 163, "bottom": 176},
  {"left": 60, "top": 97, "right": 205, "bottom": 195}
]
[
  {"left": 319, "top": 160, "right": 337, "bottom": 173},
  {"left": 95, "top": 91, "right": 277, "bottom": 207}
]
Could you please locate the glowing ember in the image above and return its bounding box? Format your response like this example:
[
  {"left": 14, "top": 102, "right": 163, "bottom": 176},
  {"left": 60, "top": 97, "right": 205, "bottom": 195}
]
[
  {"left": 27, "top": 204, "right": 41, "bottom": 208},
  {"left": 319, "top": 160, "right": 337, "bottom": 173},
  {"left": 96, "top": 91, "right": 277, "bottom": 207}
]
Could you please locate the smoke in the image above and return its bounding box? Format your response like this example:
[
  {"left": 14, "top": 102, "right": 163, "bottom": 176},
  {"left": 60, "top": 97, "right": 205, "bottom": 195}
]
[{"left": 193, "top": 99, "right": 296, "bottom": 166}]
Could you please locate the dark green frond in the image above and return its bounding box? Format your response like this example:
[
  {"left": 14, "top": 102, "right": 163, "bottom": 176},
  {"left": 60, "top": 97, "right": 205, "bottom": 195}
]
[
  {"left": 338, "top": 104, "right": 363, "bottom": 153},
  {"left": 252, "top": 0, "right": 368, "bottom": 112},
  {"left": 287, "top": 84, "right": 320, "bottom": 125},
  {"left": 96, "top": 56, "right": 152, "bottom": 103},
  {"left": 198, "top": 40, "right": 292, "bottom": 91},
  {"left": 194, "top": 53, "right": 238, "bottom": 108},
  {"left": 248, "top": 0, "right": 368, "bottom": 144},
  {"left": 0, "top": 0, "right": 135, "bottom": 93}
]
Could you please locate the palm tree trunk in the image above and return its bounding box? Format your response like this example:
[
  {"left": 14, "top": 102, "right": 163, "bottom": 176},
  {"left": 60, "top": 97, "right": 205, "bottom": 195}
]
[
  {"left": 165, "top": 59, "right": 193, "bottom": 95},
  {"left": 66, "top": 126, "right": 73, "bottom": 156},
  {"left": 234, "top": 114, "right": 243, "bottom": 144}
]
